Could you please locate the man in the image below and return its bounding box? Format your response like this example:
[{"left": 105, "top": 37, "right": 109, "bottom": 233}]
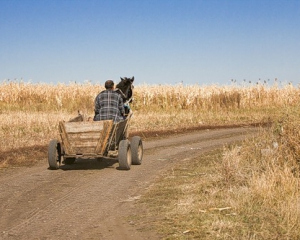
[{"left": 93, "top": 80, "right": 125, "bottom": 122}]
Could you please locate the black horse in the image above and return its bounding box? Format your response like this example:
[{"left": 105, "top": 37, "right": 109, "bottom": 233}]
[
  {"left": 115, "top": 76, "right": 134, "bottom": 103},
  {"left": 115, "top": 76, "right": 134, "bottom": 115}
]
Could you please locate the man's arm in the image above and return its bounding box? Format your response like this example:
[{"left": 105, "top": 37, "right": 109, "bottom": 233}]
[
  {"left": 94, "top": 94, "right": 101, "bottom": 115},
  {"left": 118, "top": 96, "right": 125, "bottom": 116}
]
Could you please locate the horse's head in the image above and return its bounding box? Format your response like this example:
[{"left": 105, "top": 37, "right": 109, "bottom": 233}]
[{"left": 115, "top": 76, "right": 134, "bottom": 102}]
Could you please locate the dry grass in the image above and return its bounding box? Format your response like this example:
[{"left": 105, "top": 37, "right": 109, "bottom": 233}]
[
  {"left": 1, "top": 81, "right": 299, "bottom": 113},
  {"left": 136, "top": 109, "right": 300, "bottom": 239},
  {"left": 0, "top": 81, "right": 298, "bottom": 167},
  {"left": 1, "top": 81, "right": 296, "bottom": 149}
]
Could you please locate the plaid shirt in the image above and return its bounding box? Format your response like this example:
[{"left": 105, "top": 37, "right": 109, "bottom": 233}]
[{"left": 94, "top": 90, "right": 125, "bottom": 122}]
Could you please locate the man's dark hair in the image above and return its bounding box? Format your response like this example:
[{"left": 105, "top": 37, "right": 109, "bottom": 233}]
[{"left": 105, "top": 80, "right": 114, "bottom": 89}]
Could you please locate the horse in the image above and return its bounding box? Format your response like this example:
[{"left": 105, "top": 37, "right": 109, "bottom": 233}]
[
  {"left": 115, "top": 76, "right": 134, "bottom": 103},
  {"left": 115, "top": 76, "right": 134, "bottom": 115}
]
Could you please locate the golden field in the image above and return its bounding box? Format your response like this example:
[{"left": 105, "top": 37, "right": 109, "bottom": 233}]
[
  {"left": 1, "top": 80, "right": 300, "bottom": 238},
  {"left": 0, "top": 80, "right": 298, "bottom": 155}
]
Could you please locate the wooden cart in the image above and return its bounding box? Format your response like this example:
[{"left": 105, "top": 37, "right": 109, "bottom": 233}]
[{"left": 47, "top": 113, "right": 143, "bottom": 170}]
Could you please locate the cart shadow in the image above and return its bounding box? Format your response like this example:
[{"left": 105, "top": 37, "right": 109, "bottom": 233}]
[{"left": 59, "top": 157, "right": 119, "bottom": 171}]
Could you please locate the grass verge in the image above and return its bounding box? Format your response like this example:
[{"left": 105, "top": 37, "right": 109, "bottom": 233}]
[{"left": 134, "top": 138, "right": 300, "bottom": 239}]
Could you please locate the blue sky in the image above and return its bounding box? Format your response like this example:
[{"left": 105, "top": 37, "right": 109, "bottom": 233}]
[{"left": 0, "top": 0, "right": 299, "bottom": 86}]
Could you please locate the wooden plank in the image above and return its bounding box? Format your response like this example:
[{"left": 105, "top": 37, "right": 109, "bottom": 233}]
[
  {"left": 115, "top": 119, "right": 128, "bottom": 145},
  {"left": 68, "top": 132, "right": 100, "bottom": 141},
  {"left": 64, "top": 121, "right": 107, "bottom": 133},
  {"left": 70, "top": 140, "right": 99, "bottom": 148},
  {"left": 96, "top": 120, "right": 114, "bottom": 155},
  {"left": 105, "top": 124, "right": 118, "bottom": 152},
  {"left": 72, "top": 147, "right": 96, "bottom": 154},
  {"left": 59, "top": 121, "right": 75, "bottom": 155}
]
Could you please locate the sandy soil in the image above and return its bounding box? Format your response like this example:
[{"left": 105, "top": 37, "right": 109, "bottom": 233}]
[{"left": 0, "top": 127, "right": 259, "bottom": 240}]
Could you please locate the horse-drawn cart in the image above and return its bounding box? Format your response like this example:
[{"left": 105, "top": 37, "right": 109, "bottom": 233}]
[{"left": 48, "top": 113, "right": 143, "bottom": 170}]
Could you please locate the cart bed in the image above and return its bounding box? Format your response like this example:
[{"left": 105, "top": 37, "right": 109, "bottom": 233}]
[{"left": 59, "top": 120, "right": 113, "bottom": 156}]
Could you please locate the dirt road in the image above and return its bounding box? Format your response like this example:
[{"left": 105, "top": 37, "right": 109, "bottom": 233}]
[{"left": 0, "top": 127, "right": 259, "bottom": 240}]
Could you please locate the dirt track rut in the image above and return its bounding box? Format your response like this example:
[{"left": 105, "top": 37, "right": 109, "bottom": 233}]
[{"left": 0, "top": 127, "right": 259, "bottom": 240}]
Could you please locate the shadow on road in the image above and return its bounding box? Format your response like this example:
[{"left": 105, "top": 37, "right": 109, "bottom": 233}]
[{"left": 57, "top": 157, "right": 119, "bottom": 171}]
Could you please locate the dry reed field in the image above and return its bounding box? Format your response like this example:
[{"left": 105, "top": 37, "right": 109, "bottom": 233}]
[
  {"left": 0, "top": 80, "right": 298, "bottom": 165},
  {"left": 1, "top": 80, "right": 300, "bottom": 238}
]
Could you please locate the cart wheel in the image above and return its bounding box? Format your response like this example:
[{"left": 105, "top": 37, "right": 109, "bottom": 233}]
[
  {"left": 64, "top": 157, "right": 76, "bottom": 165},
  {"left": 118, "top": 139, "right": 132, "bottom": 170},
  {"left": 131, "top": 136, "right": 143, "bottom": 165},
  {"left": 48, "top": 139, "right": 62, "bottom": 170}
]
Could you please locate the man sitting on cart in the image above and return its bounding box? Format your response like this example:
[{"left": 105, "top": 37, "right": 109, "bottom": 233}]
[{"left": 93, "top": 80, "right": 125, "bottom": 122}]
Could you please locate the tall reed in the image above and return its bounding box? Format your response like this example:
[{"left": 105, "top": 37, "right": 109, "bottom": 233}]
[
  {"left": 0, "top": 81, "right": 299, "bottom": 167},
  {"left": 1, "top": 81, "right": 299, "bottom": 113}
]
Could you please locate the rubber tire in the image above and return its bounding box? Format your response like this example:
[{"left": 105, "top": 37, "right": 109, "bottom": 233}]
[
  {"left": 118, "top": 139, "right": 132, "bottom": 170},
  {"left": 48, "top": 139, "right": 61, "bottom": 170},
  {"left": 131, "top": 136, "right": 143, "bottom": 165},
  {"left": 64, "top": 157, "right": 76, "bottom": 165}
]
